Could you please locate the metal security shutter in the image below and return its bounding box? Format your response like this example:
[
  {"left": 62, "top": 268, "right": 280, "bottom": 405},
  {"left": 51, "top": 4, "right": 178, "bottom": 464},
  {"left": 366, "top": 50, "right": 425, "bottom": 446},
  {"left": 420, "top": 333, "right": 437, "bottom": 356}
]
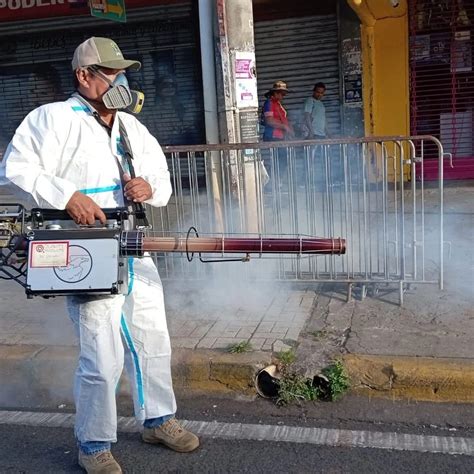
[
  {"left": 0, "top": 2, "right": 204, "bottom": 157},
  {"left": 409, "top": 0, "right": 474, "bottom": 180},
  {"left": 254, "top": 14, "right": 341, "bottom": 136}
]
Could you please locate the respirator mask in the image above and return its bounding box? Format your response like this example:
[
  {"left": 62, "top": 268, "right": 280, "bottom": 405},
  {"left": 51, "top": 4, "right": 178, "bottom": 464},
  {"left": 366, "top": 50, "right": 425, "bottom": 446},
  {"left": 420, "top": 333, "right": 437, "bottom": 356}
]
[{"left": 88, "top": 66, "right": 145, "bottom": 114}]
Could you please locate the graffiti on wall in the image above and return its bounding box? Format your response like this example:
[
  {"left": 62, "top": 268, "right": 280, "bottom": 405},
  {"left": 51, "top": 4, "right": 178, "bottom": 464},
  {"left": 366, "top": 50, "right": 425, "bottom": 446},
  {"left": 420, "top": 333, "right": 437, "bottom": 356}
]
[
  {"left": 0, "top": 62, "right": 69, "bottom": 152},
  {"left": 0, "top": 33, "right": 204, "bottom": 153}
]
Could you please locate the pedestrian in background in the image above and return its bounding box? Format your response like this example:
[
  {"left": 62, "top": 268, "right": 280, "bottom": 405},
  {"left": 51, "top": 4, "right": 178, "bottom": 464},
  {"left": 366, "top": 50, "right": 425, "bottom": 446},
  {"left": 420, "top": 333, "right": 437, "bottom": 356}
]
[
  {"left": 261, "top": 80, "right": 294, "bottom": 189},
  {"left": 262, "top": 80, "right": 294, "bottom": 142},
  {"left": 299, "top": 82, "right": 337, "bottom": 186},
  {"left": 302, "top": 82, "right": 330, "bottom": 139}
]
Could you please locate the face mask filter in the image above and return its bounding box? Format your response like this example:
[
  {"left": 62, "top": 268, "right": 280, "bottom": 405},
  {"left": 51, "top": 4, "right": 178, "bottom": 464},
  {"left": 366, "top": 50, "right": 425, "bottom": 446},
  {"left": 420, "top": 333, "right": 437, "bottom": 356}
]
[
  {"left": 127, "top": 90, "right": 145, "bottom": 114},
  {"left": 88, "top": 67, "right": 145, "bottom": 114}
]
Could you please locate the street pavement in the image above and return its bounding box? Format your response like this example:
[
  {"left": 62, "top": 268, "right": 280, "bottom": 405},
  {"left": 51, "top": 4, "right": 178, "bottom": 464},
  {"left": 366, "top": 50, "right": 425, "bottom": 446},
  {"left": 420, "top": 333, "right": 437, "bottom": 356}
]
[
  {"left": 2, "top": 424, "right": 471, "bottom": 473},
  {"left": 0, "top": 280, "right": 310, "bottom": 351},
  {"left": 0, "top": 396, "right": 473, "bottom": 473}
]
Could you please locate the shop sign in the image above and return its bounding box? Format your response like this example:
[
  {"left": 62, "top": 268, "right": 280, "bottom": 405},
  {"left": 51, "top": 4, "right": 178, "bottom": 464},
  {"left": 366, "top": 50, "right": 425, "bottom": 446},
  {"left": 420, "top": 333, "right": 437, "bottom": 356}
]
[{"left": 90, "top": 0, "right": 126, "bottom": 23}]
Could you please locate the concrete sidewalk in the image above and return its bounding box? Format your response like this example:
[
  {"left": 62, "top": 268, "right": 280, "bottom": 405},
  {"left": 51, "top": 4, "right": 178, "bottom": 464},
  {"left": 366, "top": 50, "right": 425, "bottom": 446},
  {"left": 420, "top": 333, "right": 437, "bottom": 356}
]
[{"left": 0, "top": 183, "right": 473, "bottom": 406}]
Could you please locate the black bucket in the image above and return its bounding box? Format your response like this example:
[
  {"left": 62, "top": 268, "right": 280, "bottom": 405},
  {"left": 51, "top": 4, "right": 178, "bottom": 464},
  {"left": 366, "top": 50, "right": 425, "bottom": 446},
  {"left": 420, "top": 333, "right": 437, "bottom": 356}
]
[
  {"left": 254, "top": 365, "right": 281, "bottom": 398},
  {"left": 312, "top": 374, "right": 331, "bottom": 401}
]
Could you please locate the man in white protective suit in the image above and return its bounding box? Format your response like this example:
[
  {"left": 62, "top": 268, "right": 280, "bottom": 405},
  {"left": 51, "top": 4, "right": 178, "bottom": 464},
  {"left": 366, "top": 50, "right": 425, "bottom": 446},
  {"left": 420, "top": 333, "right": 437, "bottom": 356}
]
[{"left": 0, "top": 37, "right": 199, "bottom": 474}]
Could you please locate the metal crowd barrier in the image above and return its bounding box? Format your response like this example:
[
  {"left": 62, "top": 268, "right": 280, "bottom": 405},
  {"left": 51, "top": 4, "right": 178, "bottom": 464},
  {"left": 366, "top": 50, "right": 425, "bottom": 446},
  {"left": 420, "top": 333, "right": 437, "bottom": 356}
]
[{"left": 149, "top": 136, "right": 445, "bottom": 304}]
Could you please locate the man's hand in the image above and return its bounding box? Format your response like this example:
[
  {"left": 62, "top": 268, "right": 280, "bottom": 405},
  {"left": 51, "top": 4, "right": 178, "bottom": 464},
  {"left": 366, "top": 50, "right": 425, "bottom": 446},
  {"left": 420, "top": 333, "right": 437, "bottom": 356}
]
[
  {"left": 66, "top": 191, "right": 107, "bottom": 225},
  {"left": 123, "top": 174, "right": 153, "bottom": 203}
]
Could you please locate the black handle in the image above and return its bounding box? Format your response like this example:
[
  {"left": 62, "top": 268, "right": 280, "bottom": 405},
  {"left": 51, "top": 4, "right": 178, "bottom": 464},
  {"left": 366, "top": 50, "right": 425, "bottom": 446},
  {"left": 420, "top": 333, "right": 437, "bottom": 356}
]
[{"left": 30, "top": 207, "right": 129, "bottom": 225}]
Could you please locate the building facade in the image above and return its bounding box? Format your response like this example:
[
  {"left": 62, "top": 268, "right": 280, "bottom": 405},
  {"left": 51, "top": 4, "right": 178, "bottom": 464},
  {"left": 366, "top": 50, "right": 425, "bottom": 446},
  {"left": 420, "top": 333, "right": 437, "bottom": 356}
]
[
  {"left": 0, "top": 0, "right": 205, "bottom": 153},
  {"left": 350, "top": 0, "right": 474, "bottom": 180},
  {"left": 0, "top": 0, "right": 363, "bottom": 153},
  {"left": 1, "top": 0, "right": 469, "bottom": 180}
]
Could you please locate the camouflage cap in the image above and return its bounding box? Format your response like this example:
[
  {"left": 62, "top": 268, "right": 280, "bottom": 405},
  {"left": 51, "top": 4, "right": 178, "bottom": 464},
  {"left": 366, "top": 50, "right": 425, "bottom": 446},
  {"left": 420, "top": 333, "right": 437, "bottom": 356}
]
[{"left": 270, "top": 80, "right": 290, "bottom": 93}]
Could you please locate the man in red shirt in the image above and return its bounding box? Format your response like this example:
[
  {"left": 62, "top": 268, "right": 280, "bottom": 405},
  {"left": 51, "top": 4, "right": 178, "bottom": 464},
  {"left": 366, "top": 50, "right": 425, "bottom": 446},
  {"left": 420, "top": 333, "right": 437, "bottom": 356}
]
[
  {"left": 262, "top": 80, "right": 294, "bottom": 141},
  {"left": 261, "top": 81, "right": 294, "bottom": 189}
]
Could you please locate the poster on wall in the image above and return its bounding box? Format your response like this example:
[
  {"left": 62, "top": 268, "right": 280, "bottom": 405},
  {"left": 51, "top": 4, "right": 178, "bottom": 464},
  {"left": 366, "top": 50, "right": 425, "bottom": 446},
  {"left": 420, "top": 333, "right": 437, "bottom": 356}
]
[
  {"left": 410, "top": 32, "right": 451, "bottom": 65},
  {"left": 343, "top": 74, "right": 362, "bottom": 105},
  {"left": 410, "top": 35, "right": 430, "bottom": 62},
  {"left": 235, "top": 51, "right": 258, "bottom": 109},
  {"left": 430, "top": 32, "right": 450, "bottom": 64},
  {"left": 452, "top": 31, "right": 472, "bottom": 73},
  {"left": 239, "top": 110, "right": 259, "bottom": 143},
  {"left": 341, "top": 39, "right": 362, "bottom": 107},
  {"left": 341, "top": 38, "right": 362, "bottom": 75}
]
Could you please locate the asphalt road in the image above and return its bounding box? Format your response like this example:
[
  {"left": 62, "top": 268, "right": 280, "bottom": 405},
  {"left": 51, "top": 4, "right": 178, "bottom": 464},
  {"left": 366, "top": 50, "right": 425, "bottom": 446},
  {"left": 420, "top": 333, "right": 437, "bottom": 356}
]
[
  {"left": 1, "top": 423, "right": 472, "bottom": 474},
  {"left": 1, "top": 396, "right": 473, "bottom": 474}
]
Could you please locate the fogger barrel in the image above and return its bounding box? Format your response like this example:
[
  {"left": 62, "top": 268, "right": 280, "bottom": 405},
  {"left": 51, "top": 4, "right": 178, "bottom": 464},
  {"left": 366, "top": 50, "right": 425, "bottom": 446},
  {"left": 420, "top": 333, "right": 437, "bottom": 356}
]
[
  {"left": 0, "top": 205, "right": 348, "bottom": 297},
  {"left": 124, "top": 233, "right": 346, "bottom": 256}
]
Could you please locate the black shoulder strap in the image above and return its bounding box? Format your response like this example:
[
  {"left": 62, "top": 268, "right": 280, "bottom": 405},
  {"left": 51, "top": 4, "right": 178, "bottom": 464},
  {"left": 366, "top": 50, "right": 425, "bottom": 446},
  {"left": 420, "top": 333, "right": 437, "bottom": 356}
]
[{"left": 117, "top": 118, "right": 150, "bottom": 229}]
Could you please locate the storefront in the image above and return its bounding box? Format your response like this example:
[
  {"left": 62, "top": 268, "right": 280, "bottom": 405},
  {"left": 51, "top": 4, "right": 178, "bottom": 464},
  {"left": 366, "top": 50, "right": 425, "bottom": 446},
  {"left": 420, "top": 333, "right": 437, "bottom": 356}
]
[
  {"left": 0, "top": 0, "right": 365, "bottom": 155},
  {"left": 0, "top": 0, "right": 205, "bottom": 155},
  {"left": 253, "top": 0, "right": 364, "bottom": 138},
  {"left": 409, "top": 0, "right": 474, "bottom": 179}
]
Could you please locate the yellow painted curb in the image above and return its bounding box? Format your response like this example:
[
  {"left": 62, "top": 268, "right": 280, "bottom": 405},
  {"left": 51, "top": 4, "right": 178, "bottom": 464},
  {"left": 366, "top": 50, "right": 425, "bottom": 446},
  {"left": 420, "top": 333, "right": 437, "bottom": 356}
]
[
  {"left": 3, "top": 344, "right": 474, "bottom": 405},
  {"left": 343, "top": 354, "right": 474, "bottom": 403},
  {"left": 172, "top": 349, "right": 269, "bottom": 395},
  {"left": 0, "top": 345, "right": 270, "bottom": 406}
]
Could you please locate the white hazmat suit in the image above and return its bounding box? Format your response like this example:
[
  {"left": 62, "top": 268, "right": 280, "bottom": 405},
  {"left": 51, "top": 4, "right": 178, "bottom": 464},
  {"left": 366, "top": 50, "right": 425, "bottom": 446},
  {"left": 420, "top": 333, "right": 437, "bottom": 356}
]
[{"left": 0, "top": 95, "right": 177, "bottom": 444}]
